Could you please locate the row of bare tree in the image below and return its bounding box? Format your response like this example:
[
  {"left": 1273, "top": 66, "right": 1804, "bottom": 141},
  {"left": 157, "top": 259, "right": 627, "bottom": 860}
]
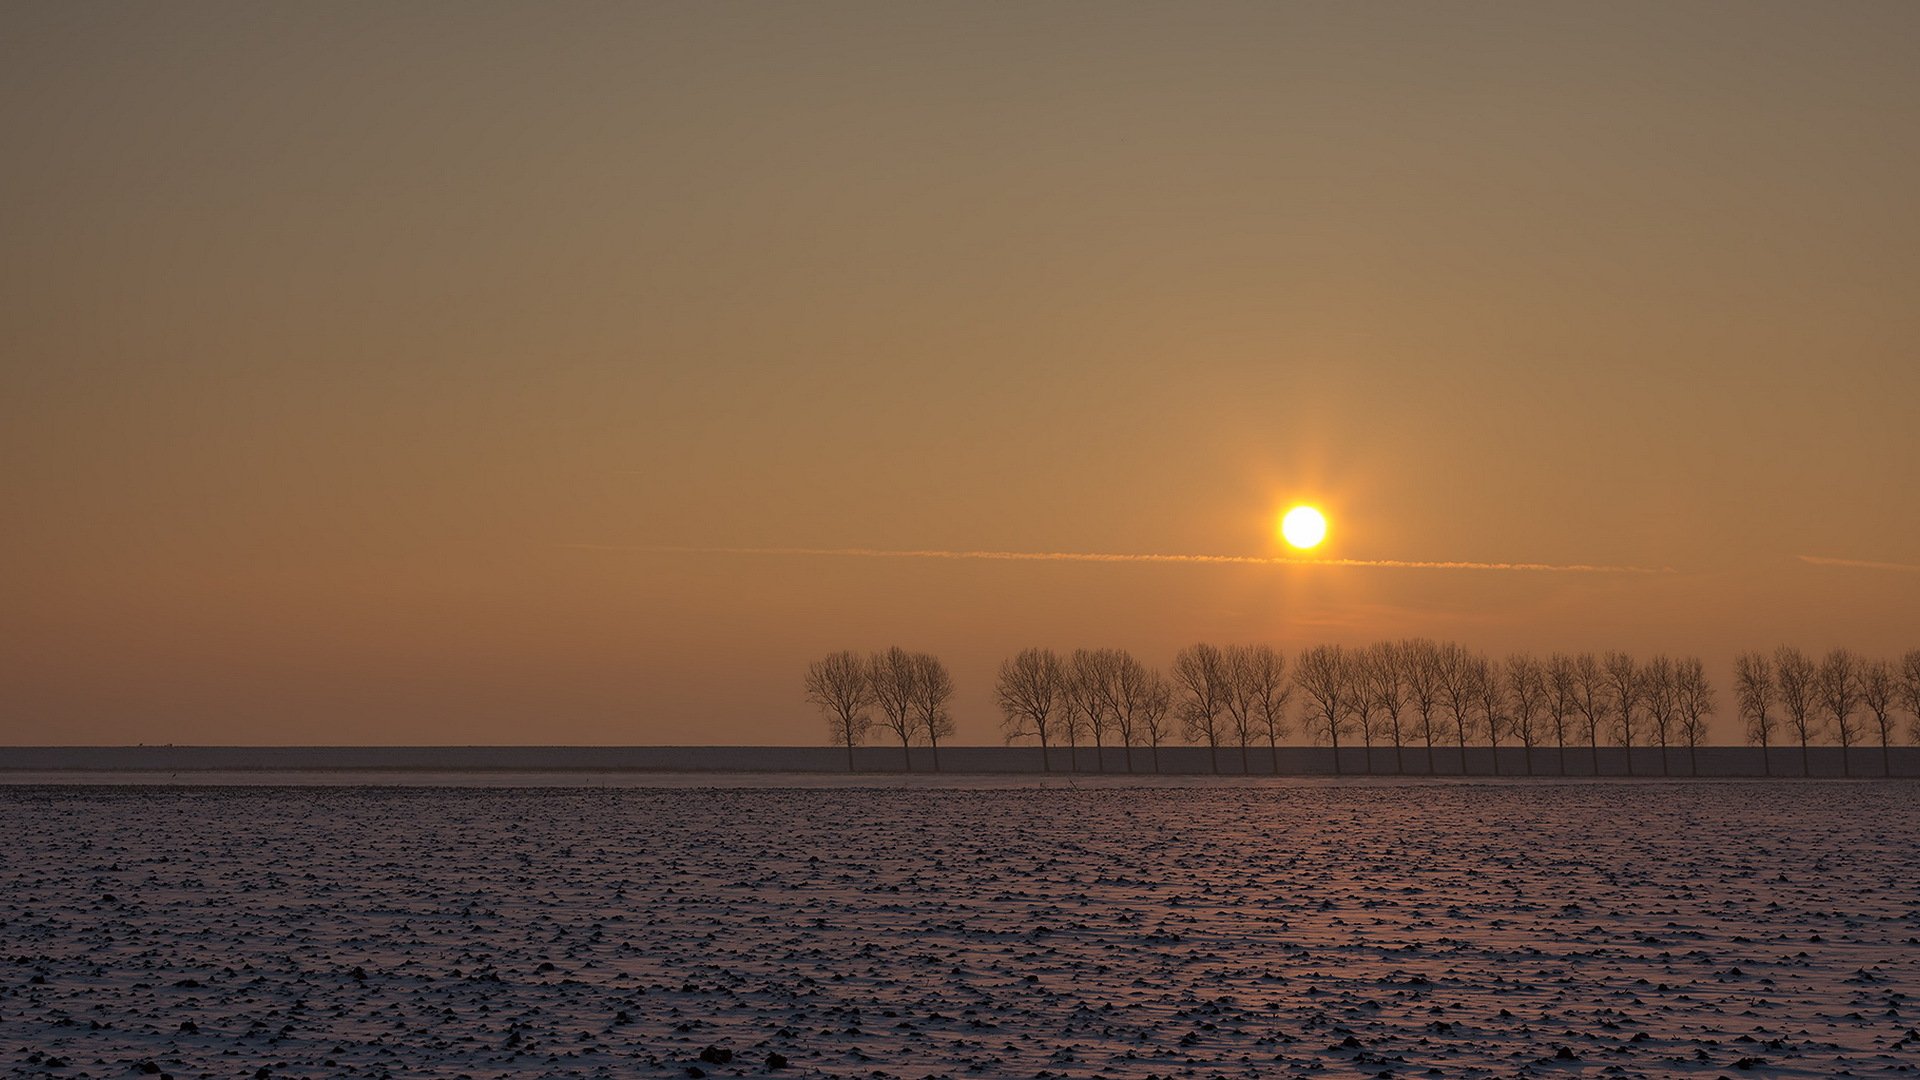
[
  {"left": 803, "top": 648, "right": 956, "bottom": 770},
  {"left": 1735, "top": 647, "right": 1920, "bottom": 776},
  {"left": 805, "top": 644, "right": 1920, "bottom": 775}
]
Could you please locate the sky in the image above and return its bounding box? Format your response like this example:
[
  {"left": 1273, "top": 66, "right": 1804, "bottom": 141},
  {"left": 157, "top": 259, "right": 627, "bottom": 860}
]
[{"left": 4, "top": 2, "right": 1918, "bottom": 746}]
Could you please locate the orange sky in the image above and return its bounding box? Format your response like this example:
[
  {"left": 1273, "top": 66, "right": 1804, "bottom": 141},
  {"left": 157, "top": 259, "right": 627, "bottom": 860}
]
[{"left": 3, "top": 2, "right": 1917, "bottom": 745}]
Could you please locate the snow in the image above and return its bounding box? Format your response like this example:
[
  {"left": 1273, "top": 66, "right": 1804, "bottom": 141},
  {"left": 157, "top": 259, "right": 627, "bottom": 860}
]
[{"left": 2, "top": 780, "right": 1915, "bottom": 1078}]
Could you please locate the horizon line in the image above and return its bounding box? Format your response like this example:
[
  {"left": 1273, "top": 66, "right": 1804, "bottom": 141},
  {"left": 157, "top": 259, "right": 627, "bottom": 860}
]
[{"left": 569, "top": 543, "right": 1673, "bottom": 574}]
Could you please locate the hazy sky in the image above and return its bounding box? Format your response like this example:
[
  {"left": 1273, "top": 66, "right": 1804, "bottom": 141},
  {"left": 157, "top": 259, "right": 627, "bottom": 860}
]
[{"left": 5, "top": 2, "right": 1918, "bottom": 745}]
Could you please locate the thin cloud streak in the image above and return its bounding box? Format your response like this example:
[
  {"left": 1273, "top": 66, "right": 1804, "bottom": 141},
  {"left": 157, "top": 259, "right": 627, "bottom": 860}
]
[
  {"left": 1798, "top": 554, "right": 1920, "bottom": 573},
  {"left": 570, "top": 544, "right": 1670, "bottom": 574}
]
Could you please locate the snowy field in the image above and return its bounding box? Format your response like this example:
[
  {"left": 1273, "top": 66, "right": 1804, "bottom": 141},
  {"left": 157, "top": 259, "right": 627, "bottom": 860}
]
[{"left": 2, "top": 782, "right": 1915, "bottom": 1078}]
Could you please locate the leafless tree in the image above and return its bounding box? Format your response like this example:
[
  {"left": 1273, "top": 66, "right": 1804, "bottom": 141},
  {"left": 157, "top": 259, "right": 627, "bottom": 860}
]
[
  {"left": 1546, "top": 653, "right": 1578, "bottom": 776},
  {"left": 1174, "top": 643, "right": 1232, "bottom": 773},
  {"left": 1774, "top": 646, "right": 1821, "bottom": 777},
  {"left": 1603, "top": 651, "right": 1640, "bottom": 775},
  {"left": 1857, "top": 656, "right": 1898, "bottom": 778},
  {"left": 1295, "top": 644, "right": 1353, "bottom": 773},
  {"left": 1402, "top": 639, "right": 1444, "bottom": 774},
  {"left": 1473, "top": 654, "right": 1505, "bottom": 776},
  {"left": 1239, "top": 644, "right": 1292, "bottom": 774},
  {"left": 1506, "top": 653, "right": 1545, "bottom": 775},
  {"left": 1436, "top": 641, "right": 1479, "bottom": 774},
  {"left": 1817, "top": 647, "right": 1864, "bottom": 777},
  {"left": 1365, "top": 641, "right": 1409, "bottom": 774},
  {"left": 997, "top": 647, "right": 1065, "bottom": 771},
  {"left": 1734, "top": 651, "right": 1776, "bottom": 776},
  {"left": 1222, "top": 645, "right": 1261, "bottom": 774},
  {"left": 1642, "top": 654, "right": 1677, "bottom": 777},
  {"left": 1062, "top": 649, "right": 1113, "bottom": 773},
  {"left": 805, "top": 650, "right": 874, "bottom": 772},
  {"left": 1137, "top": 667, "right": 1177, "bottom": 773},
  {"left": 869, "top": 647, "right": 923, "bottom": 771},
  {"left": 1096, "top": 648, "right": 1152, "bottom": 774},
  {"left": 1902, "top": 650, "right": 1920, "bottom": 748},
  {"left": 1573, "top": 652, "right": 1607, "bottom": 775},
  {"left": 911, "top": 652, "right": 956, "bottom": 772},
  {"left": 1675, "top": 656, "right": 1714, "bottom": 777}
]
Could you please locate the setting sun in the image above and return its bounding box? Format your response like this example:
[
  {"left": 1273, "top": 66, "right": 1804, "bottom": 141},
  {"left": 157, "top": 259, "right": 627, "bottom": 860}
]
[{"left": 1280, "top": 505, "right": 1328, "bottom": 550}]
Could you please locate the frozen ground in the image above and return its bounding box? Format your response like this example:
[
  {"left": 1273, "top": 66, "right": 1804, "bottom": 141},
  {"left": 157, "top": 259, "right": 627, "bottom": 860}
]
[{"left": 2, "top": 782, "right": 1915, "bottom": 1079}]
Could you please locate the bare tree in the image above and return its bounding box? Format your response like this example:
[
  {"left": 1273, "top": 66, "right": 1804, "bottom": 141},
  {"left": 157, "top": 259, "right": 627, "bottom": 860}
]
[
  {"left": 1857, "top": 657, "right": 1898, "bottom": 778},
  {"left": 996, "top": 647, "right": 1064, "bottom": 771},
  {"left": 1174, "top": 643, "right": 1232, "bottom": 773},
  {"left": 1222, "top": 645, "right": 1261, "bottom": 774},
  {"left": 805, "top": 650, "right": 874, "bottom": 772},
  {"left": 1474, "top": 654, "right": 1505, "bottom": 776},
  {"left": 1642, "top": 654, "right": 1677, "bottom": 777},
  {"left": 1546, "top": 653, "right": 1578, "bottom": 776},
  {"left": 1675, "top": 656, "right": 1714, "bottom": 777},
  {"left": 1062, "top": 649, "right": 1113, "bottom": 773},
  {"left": 1818, "top": 647, "right": 1864, "bottom": 777},
  {"left": 911, "top": 652, "right": 956, "bottom": 773},
  {"left": 869, "top": 647, "right": 922, "bottom": 771},
  {"left": 1905, "top": 650, "right": 1920, "bottom": 748},
  {"left": 1436, "top": 642, "right": 1479, "bottom": 774},
  {"left": 1573, "top": 652, "right": 1607, "bottom": 775},
  {"left": 1402, "top": 639, "right": 1444, "bottom": 774},
  {"left": 1506, "top": 653, "right": 1545, "bottom": 776},
  {"left": 1137, "top": 667, "right": 1176, "bottom": 773},
  {"left": 1295, "top": 644, "right": 1352, "bottom": 773},
  {"left": 1603, "top": 651, "right": 1640, "bottom": 775},
  {"left": 1734, "top": 651, "right": 1776, "bottom": 777},
  {"left": 1365, "top": 641, "right": 1408, "bottom": 775},
  {"left": 1240, "top": 644, "right": 1292, "bottom": 774},
  {"left": 1774, "top": 646, "right": 1820, "bottom": 777},
  {"left": 1096, "top": 648, "right": 1149, "bottom": 774}
]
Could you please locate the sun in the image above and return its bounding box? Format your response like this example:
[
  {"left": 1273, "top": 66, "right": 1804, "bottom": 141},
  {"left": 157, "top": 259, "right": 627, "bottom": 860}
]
[{"left": 1280, "top": 505, "right": 1328, "bottom": 550}]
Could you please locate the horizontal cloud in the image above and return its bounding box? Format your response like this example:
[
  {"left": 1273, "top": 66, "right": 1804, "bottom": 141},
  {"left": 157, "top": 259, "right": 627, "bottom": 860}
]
[
  {"left": 1797, "top": 554, "right": 1920, "bottom": 573},
  {"left": 571, "top": 544, "right": 1669, "bottom": 574}
]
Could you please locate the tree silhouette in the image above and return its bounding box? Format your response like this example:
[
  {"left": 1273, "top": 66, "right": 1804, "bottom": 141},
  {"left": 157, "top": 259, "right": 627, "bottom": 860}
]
[
  {"left": 1774, "top": 646, "right": 1821, "bottom": 777},
  {"left": 1365, "top": 641, "right": 1409, "bottom": 774},
  {"left": 1240, "top": 644, "right": 1292, "bottom": 774},
  {"left": 1546, "top": 653, "right": 1578, "bottom": 775},
  {"left": 1506, "top": 653, "right": 1545, "bottom": 776},
  {"left": 1403, "top": 639, "right": 1444, "bottom": 774},
  {"left": 1734, "top": 651, "right": 1776, "bottom": 777},
  {"left": 1062, "top": 649, "right": 1112, "bottom": 773},
  {"left": 1436, "top": 642, "right": 1478, "bottom": 774},
  {"left": 870, "top": 646, "right": 922, "bottom": 771},
  {"left": 996, "top": 647, "right": 1064, "bottom": 771},
  {"left": 1473, "top": 654, "right": 1505, "bottom": 776},
  {"left": 911, "top": 651, "right": 956, "bottom": 772},
  {"left": 1642, "top": 654, "right": 1677, "bottom": 776},
  {"left": 1295, "top": 644, "right": 1352, "bottom": 774},
  {"left": 1857, "top": 656, "right": 1898, "bottom": 778},
  {"left": 1137, "top": 666, "right": 1176, "bottom": 773},
  {"left": 1221, "top": 645, "right": 1261, "bottom": 774},
  {"left": 1603, "top": 651, "right": 1640, "bottom": 775},
  {"left": 1675, "top": 656, "right": 1714, "bottom": 776},
  {"left": 1174, "top": 643, "right": 1232, "bottom": 773},
  {"left": 1573, "top": 652, "right": 1607, "bottom": 775},
  {"left": 1901, "top": 650, "right": 1920, "bottom": 749},
  {"left": 1817, "top": 648, "right": 1863, "bottom": 777},
  {"left": 806, "top": 650, "right": 874, "bottom": 772},
  {"left": 1094, "top": 648, "right": 1148, "bottom": 774}
]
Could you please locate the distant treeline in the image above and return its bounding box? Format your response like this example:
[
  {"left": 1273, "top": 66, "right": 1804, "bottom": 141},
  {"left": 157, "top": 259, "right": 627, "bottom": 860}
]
[{"left": 806, "top": 642, "right": 1920, "bottom": 777}]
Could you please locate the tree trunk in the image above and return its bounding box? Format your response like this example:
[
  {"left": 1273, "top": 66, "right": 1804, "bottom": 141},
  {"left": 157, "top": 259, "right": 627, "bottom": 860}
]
[
  {"left": 1457, "top": 729, "right": 1468, "bottom": 775},
  {"left": 1240, "top": 741, "right": 1250, "bottom": 775},
  {"left": 1209, "top": 740, "right": 1220, "bottom": 774},
  {"left": 846, "top": 740, "right": 856, "bottom": 773},
  {"left": 1884, "top": 738, "right": 1892, "bottom": 778},
  {"left": 1590, "top": 733, "right": 1599, "bottom": 776},
  {"left": 1039, "top": 733, "right": 1051, "bottom": 773},
  {"left": 1688, "top": 742, "right": 1697, "bottom": 777},
  {"left": 1123, "top": 739, "right": 1135, "bottom": 774},
  {"left": 899, "top": 733, "right": 913, "bottom": 772},
  {"left": 1150, "top": 743, "right": 1160, "bottom": 774},
  {"left": 930, "top": 737, "right": 941, "bottom": 773},
  {"left": 1330, "top": 724, "right": 1342, "bottom": 776},
  {"left": 1269, "top": 734, "right": 1280, "bottom": 776},
  {"left": 1800, "top": 736, "right": 1810, "bottom": 777},
  {"left": 1093, "top": 730, "right": 1106, "bottom": 773},
  {"left": 1425, "top": 732, "right": 1435, "bottom": 775},
  {"left": 1659, "top": 734, "right": 1669, "bottom": 777}
]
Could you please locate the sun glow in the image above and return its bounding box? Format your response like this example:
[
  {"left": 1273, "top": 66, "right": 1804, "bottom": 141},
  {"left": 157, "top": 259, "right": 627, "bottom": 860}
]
[{"left": 1280, "top": 505, "right": 1328, "bottom": 550}]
